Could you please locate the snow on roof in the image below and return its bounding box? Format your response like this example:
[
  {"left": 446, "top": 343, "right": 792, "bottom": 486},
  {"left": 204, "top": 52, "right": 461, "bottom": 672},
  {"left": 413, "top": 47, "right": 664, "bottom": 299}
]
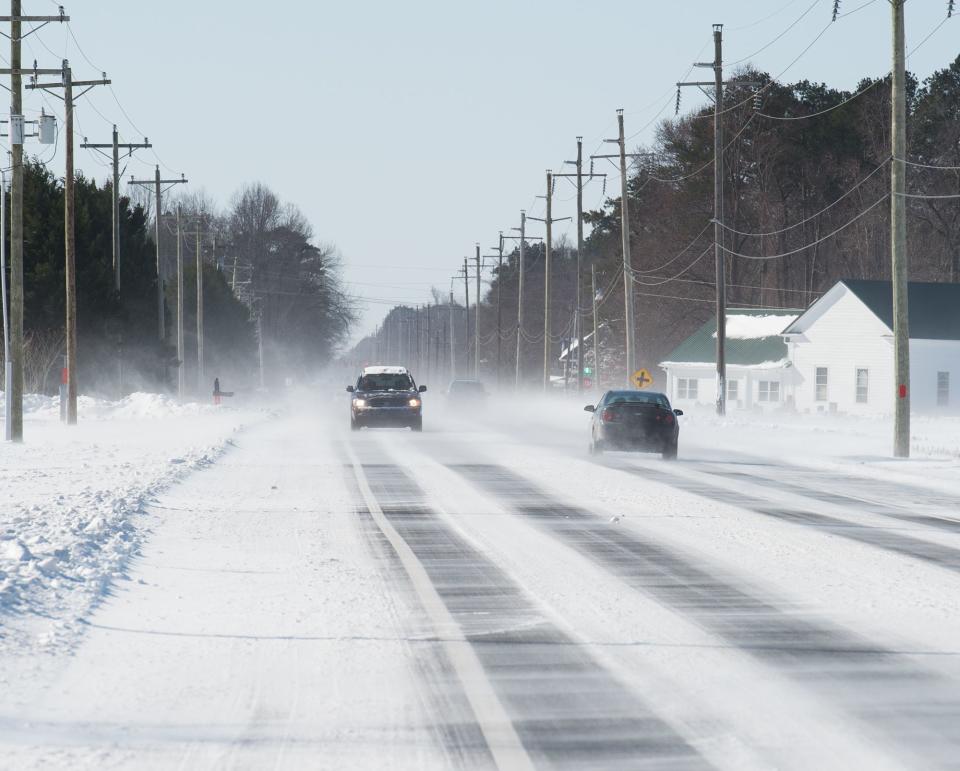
[
  {"left": 361, "top": 365, "right": 409, "bottom": 375},
  {"left": 711, "top": 313, "right": 799, "bottom": 340},
  {"left": 660, "top": 358, "right": 789, "bottom": 371}
]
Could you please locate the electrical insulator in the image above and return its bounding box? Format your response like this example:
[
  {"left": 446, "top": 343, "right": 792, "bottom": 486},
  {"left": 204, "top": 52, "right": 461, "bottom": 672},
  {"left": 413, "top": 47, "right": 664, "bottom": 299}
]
[
  {"left": 753, "top": 90, "right": 762, "bottom": 111},
  {"left": 832, "top": 0, "right": 840, "bottom": 21},
  {"left": 9, "top": 115, "right": 24, "bottom": 145},
  {"left": 949, "top": 0, "right": 955, "bottom": 18},
  {"left": 39, "top": 113, "right": 56, "bottom": 144},
  {"left": 675, "top": 86, "right": 682, "bottom": 115}
]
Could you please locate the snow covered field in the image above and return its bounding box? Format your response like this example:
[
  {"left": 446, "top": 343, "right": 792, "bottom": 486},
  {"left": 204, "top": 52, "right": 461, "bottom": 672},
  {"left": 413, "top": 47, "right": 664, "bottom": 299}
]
[{"left": 1, "top": 391, "right": 959, "bottom": 769}]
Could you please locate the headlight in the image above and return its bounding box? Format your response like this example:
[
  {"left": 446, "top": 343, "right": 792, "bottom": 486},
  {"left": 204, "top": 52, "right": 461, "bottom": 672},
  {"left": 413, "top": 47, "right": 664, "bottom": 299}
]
[
  {"left": 353, "top": 398, "right": 367, "bottom": 408},
  {"left": 408, "top": 398, "right": 421, "bottom": 408}
]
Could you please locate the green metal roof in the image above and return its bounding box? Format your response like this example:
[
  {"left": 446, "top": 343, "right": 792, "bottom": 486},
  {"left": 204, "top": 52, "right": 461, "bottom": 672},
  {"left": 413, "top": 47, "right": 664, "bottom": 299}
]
[
  {"left": 841, "top": 280, "right": 960, "bottom": 341},
  {"left": 661, "top": 308, "right": 801, "bottom": 366}
]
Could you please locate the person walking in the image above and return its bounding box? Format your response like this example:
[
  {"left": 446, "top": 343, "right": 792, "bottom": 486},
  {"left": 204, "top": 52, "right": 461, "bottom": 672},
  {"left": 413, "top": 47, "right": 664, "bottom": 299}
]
[{"left": 213, "top": 377, "right": 222, "bottom": 406}]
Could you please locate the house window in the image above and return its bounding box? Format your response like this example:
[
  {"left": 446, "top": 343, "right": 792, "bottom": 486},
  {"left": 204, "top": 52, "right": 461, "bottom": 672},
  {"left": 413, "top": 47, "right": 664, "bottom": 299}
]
[
  {"left": 855, "top": 368, "right": 869, "bottom": 404},
  {"left": 758, "top": 380, "right": 780, "bottom": 402},
  {"left": 677, "top": 377, "right": 697, "bottom": 399},
  {"left": 727, "top": 379, "right": 739, "bottom": 403},
  {"left": 815, "top": 367, "right": 829, "bottom": 401},
  {"left": 938, "top": 372, "right": 950, "bottom": 407},
  {"left": 677, "top": 378, "right": 698, "bottom": 400}
]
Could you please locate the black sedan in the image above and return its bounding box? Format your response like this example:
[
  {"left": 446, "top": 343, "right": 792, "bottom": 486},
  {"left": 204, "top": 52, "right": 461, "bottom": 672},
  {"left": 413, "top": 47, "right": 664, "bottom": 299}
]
[{"left": 584, "top": 390, "right": 682, "bottom": 458}]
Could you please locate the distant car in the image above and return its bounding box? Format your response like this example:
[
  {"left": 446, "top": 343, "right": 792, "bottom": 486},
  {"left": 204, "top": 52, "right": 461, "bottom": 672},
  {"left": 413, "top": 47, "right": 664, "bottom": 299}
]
[
  {"left": 584, "top": 390, "right": 682, "bottom": 459},
  {"left": 347, "top": 365, "right": 426, "bottom": 431},
  {"left": 445, "top": 379, "right": 488, "bottom": 410}
]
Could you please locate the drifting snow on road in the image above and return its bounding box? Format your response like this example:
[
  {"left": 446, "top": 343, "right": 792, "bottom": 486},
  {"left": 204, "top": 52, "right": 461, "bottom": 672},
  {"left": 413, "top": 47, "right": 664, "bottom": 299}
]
[{"left": 2, "top": 396, "right": 960, "bottom": 769}]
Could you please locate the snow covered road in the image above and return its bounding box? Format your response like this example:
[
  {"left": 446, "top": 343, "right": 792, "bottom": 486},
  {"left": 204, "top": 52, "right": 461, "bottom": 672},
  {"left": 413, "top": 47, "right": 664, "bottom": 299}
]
[{"left": 3, "top": 400, "right": 960, "bottom": 769}]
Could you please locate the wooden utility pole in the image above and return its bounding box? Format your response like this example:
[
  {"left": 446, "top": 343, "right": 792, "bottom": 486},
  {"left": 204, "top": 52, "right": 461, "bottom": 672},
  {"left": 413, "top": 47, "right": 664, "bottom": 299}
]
[
  {"left": 515, "top": 212, "right": 526, "bottom": 389},
  {"left": 678, "top": 26, "right": 760, "bottom": 414},
  {"left": 592, "top": 112, "right": 640, "bottom": 386},
  {"left": 449, "top": 288, "right": 456, "bottom": 381},
  {"left": 462, "top": 259, "right": 470, "bottom": 375},
  {"left": 196, "top": 220, "right": 204, "bottom": 388},
  {"left": 506, "top": 212, "right": 542, "bottom": 389},
  {"left": 543, "top": 172, "right": 553, "bottom": 391},
  {"left": 1, "top": 4, "right": 68, "bottom": 439},
  {"left": 176, "top": 205, "right": 185, "bottom": 400},
  {"left": 529, "top": 171, "right": 571, "bottom": 391},
  {"left": 474, "top": 243, "right": 481, "bottom": 379},
  {"left": 891, "top": 0, "right": 910, "bottom": 457},
  {"left": 555, "top": 137, "right": 605, "bottom": 394},
  {"left": 711, "top": 25, "right": 727, "bottom": 416},
  {"left": 27, "top": 60, "right": 111, "bottom": 425},
  {"left": 592, "top": 263, "right": 601, "bottom": 389},
  {"left": 129, "top": 168, "right": 188, "bottom": 342},
  {"left": 495, "top": 232, "right": 503, "bottom": 388},
  {"left": 81, "top": 127, "right": 151, "bottom": 292}
]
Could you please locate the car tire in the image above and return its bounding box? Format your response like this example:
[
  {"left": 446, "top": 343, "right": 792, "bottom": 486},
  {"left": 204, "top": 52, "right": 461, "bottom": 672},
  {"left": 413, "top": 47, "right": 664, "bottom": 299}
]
[
  {"left": 411, "top": 418, "right": 423, "bottom": 432},
  {"left": 662, "top": 440, "right": 677, "bottom": 460},
  {"left": 592, "top": 438, "right": 605, "bottom": 455},
  {"left": 350, "top": 418, "right": 361, "bottom": 431}
]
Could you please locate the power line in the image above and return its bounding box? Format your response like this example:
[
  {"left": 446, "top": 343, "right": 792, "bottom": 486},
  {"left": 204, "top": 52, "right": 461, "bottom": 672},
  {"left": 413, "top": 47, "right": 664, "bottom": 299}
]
[
  {"left": 722, "top": 193, "right": 889, "bottom": 260},
  {"left": 716, "top": 156, "right": 891, "bottom": 236}
]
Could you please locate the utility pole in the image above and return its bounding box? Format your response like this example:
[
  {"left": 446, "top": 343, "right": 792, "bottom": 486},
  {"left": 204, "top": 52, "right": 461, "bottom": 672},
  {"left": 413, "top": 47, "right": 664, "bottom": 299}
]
[
  {"left": 129, "top": 167, "right": 188, "bottom": 341},
  {"left": 495, "top": 232, "right": 503, "bottom": 388},
  {"left": 711, "top": 25, "right": 726, "bottom": 416},
  {"left": 176, "top": 205, "right": 185, "bottom": 400},
  {"left": 81, "top": 127, "right": 151, "bottom": 292},
  {"left": 196, "top": 220, "right": 204, "bottom": 389},
  {"left": 556, "top": 137, "right": 605, "bottom": 394},
  {"left": 462, "top": 259, "right": 470, "bottom": 375},
  {"left": 591, "top": 263, "right": 601, "bottom": 390},
  {"left": 678, "top": 27, "right": 760, "bottom": 415},
  {"left": 474, "top": 243, "right": 481, "bottom": 379},
  {"left": 1, "top": 4, "right": 68, "bottom": 440},
  {"left": 505, "top": 212, "right": 542, "bottom": 389},
  {"left": 449, "top": 287, "right": 456, "bottom": 380},
  {"left": 27, "top": 59, "right": 110, "bottom": 425},
  {"left": 515, "top": 212, "right": 525, "bottom": 389},
  {"left": 592, "top": 112, "right": 647, "bottom": 387},
  {"left": 543, "top": 173, "right": 552, "bottom": 391},
  {"left": 529, "top": 172, "right": 571, "bottom": 391},
  {"left": 891, "top": 0, "right": 910, "bottom": 457}
]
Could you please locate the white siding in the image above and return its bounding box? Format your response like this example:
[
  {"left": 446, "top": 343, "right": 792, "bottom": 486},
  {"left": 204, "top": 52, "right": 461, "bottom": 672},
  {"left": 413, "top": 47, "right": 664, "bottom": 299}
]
[
  {"left": 912, "top": 340, "right": 960, "bottom": 414},
  {"left": 662, "top": 365, "right": 788, "bottom": 412},
  {"left": 787, "top": 287, "right": 894, "bottom": 414}
]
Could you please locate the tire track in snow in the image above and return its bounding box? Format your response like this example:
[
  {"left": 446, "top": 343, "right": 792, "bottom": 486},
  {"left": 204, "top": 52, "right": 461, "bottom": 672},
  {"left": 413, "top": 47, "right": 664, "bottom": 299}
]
[
  {"left": 448, "top": 462, "right": 960, "bottom": 769},
  {"left": 688, "top": 462, "right": 960, "bottom": 535},
  {"left": 607, "top": 458, "right": 960, "bottom": 576},
  {"left": 339, "top": 441, "right": 494, "bottom": 770},
  {"left": 347, "top": 449, "right": 710, "bottom": 770}
]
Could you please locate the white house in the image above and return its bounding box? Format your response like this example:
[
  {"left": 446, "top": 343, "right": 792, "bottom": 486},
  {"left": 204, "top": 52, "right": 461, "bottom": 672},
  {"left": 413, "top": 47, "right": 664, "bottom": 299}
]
[
  {"left": 660, "top": 308, "right": 801, "bottom": 411},
  {"left": 782, "top": 279, "right": 960, "bottom": 414}
]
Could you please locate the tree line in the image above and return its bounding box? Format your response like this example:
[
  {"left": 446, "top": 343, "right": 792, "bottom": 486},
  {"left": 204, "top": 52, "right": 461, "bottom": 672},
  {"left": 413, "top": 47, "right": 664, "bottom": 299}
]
[
  {"left": 353, "top": 55, "right": 959, "bottom": 389},
  {"left": 2, "top": 164, "right": 355, "bottom": 396}
]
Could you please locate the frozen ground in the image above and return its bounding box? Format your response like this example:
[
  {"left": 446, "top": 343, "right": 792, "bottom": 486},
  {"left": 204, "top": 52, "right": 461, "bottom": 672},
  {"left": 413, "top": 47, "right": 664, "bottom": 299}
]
[{"left": 1, "top": 391, "right": 959, "bottom": 769}]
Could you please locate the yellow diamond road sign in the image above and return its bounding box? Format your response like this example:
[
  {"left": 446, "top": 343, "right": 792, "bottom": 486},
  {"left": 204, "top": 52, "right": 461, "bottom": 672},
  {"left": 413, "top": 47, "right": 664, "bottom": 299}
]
[{"left": 631, "top": 368, "right": 653, "bottom": 389}]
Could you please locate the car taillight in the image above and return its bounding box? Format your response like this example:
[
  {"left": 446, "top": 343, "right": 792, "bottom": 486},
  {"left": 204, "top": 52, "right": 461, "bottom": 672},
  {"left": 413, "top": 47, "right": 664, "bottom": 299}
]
[
  {"left": 663, "top": 412, "right": 674, "bottom": 425},
  {"left": 601, "top": 408, "right": 618, "bottom": 422}
]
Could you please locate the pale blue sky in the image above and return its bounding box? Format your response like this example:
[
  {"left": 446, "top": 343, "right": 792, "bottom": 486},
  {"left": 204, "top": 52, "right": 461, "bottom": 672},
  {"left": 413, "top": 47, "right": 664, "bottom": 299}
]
[{"left": 12, "top": 0, "right": 959, "bottom": 342}]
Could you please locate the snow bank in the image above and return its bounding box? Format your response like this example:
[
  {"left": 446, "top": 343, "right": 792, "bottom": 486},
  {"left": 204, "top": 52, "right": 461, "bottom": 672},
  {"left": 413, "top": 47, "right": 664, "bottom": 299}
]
[{"left": 0, "top": 393, "right": 269, "bottom": 655}]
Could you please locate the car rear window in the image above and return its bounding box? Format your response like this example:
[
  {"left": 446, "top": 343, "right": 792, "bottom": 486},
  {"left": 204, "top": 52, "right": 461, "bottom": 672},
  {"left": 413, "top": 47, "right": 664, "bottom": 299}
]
[{"left": 604, "top": 391, "right": 671, "bottom": 409}]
